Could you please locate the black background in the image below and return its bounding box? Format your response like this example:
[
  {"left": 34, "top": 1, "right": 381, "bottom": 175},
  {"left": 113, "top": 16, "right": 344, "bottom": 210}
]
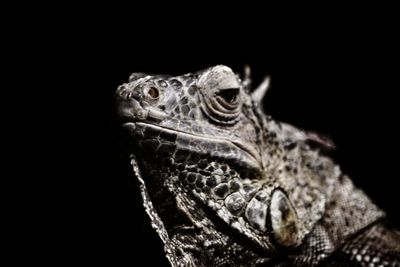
[{"left": 33, "top": 17, "right": 399, "bottom": 265}]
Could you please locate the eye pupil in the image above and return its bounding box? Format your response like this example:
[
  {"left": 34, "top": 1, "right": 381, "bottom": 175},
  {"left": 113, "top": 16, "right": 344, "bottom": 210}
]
[
  {"left": 148, "top": 87, "right": 159, "bottom": 98},
  {"left": 219, "top": 88, "right": 239, "bottom": 104}
]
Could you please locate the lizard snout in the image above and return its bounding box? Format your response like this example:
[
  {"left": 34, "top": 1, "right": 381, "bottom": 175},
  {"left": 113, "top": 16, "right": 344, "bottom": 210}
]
[{"left": 116, "top": 82, "right": 167, "bottom": 122}]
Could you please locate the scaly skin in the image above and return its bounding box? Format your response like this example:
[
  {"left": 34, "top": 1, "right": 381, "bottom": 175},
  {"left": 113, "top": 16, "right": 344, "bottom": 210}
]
[{"left": 116, "top": 65, "right": 400, "bottom": 266}]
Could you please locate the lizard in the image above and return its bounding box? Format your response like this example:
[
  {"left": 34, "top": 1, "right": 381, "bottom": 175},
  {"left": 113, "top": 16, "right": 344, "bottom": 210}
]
[{"left": 115, "top": 65, "right": 400, "bottom": 266}]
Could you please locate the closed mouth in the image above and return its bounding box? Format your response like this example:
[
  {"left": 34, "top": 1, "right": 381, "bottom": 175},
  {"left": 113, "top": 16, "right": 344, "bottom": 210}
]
[{"left": 123, "top": 121, "right": 261, "bottom": 167}]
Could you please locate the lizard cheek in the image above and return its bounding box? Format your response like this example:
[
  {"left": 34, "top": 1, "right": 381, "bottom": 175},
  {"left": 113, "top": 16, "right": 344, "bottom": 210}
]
[{"left": 269, "top": 189, "right": 299, "bottom": 247}]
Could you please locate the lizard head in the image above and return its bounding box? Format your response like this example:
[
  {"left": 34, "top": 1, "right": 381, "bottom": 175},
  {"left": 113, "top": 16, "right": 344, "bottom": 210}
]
[{"left": 116, "top": 65, "right": 263, "bottom": 174}]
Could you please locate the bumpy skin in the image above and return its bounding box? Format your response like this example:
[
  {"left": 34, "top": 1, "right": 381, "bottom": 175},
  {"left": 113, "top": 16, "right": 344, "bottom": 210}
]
[{"left": 116, "top": 66, "right": 400, "bottom": 266}]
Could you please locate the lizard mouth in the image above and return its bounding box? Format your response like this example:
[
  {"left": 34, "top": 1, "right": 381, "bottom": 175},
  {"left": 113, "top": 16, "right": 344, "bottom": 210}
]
[{"left": 123, "top": 121, "right": 262, "bottom": 171}]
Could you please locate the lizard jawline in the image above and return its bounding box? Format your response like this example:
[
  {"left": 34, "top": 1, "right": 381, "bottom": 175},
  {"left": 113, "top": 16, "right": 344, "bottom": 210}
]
[{"left": 125, "top": 122, "right": 262, "bottom": 171}]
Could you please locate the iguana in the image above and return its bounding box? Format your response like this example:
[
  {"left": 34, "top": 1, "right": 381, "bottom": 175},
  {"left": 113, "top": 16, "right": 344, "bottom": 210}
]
[{"left": 115, "top": 65, "right": 400, "bottom": 266}]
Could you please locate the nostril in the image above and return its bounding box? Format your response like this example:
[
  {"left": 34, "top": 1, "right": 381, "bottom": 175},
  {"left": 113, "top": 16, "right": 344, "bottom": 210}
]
[
  {"left": 148, "top": 87, "right": 159, "bottom": 99},
  {"left": 127, "top": 92, "right": 132, "bottom": 100},
  {"left": 124, "top": 90, "right": 141, "bottom": 101},
  {"left": 116, "top": 85, "right": 127, "bottom": 97}
]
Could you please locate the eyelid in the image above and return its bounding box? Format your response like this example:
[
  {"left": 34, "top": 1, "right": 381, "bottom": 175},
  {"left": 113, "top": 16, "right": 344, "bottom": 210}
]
[{"left": 217, "top": 88, "right": 240, "bottom": 105}]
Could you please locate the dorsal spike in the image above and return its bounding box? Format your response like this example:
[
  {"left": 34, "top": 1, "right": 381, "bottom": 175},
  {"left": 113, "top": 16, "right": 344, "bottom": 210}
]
[
  {"left": 242, "top": 65, "right": 252, "bottom": 91},
  {"left": 251, "top": 76, "right": 271, "bottom": 104}
]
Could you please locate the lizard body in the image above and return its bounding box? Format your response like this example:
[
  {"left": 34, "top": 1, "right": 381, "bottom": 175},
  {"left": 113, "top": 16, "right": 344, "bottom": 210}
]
[{"left": 116, "top": 65, "right": 399, "bottom": 266}]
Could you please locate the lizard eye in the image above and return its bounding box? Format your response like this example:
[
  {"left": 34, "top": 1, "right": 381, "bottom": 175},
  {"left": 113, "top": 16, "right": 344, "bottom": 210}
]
[
  {"left": 197, "top": 65, "right": 242, "bottom": 125},
  {"left": 199, "top": 87, "right": 242, "bottom": 125},
  {"left": 147, "top": 87, "right": 159, "bottom": 99},
  {"left": 217, "top": 88, "right": 240, "bottom": 106}
]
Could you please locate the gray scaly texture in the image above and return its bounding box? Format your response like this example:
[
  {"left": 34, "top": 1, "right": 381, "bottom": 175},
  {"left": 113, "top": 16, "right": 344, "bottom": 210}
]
[{"left": 115, "top": 65, "right": 400, "bottom": 266}]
